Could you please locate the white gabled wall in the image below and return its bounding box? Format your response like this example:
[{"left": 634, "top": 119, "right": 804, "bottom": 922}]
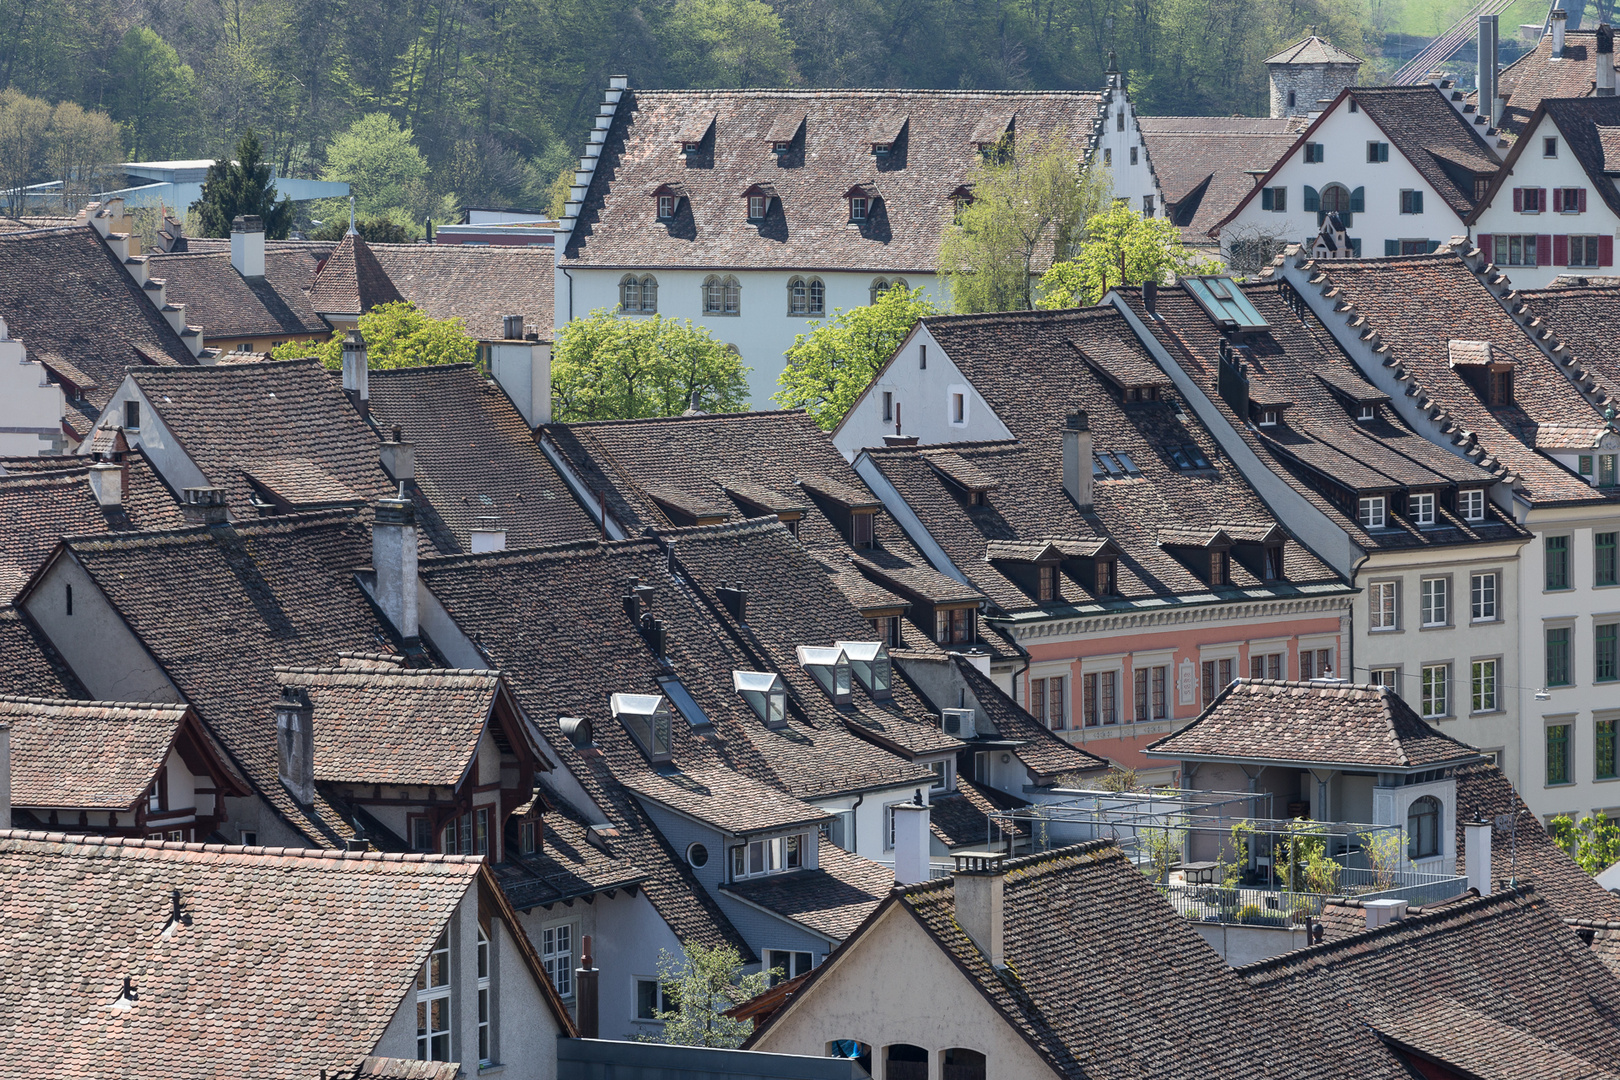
[
  {"left": 1093, "top": 78, "right": 1162, "bottom": 218},
  {"left": 80, "top": 377, "right": 212, "bottom": 493}
]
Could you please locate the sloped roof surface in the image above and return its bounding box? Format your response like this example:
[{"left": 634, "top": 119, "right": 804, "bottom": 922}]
[
  {"left": 722, "top": 836, "right": 893, "bottom": 939},
  {"left": 0, "top": 606, "right": 83, "bottom": 698},
  {"left": 145, "top": 248, "right": 328, "bottom": 339},
  {"left": 1137, "top": 117, "right": 1302, "bottom": 240},
  {"left": 307, "top": 233, "right": 405, "bottom": 315},
  {"left": 0, "top": 830, "right": 481, "bottom": 1080},
  {"left": 367, "top": 364, "right": 596, "bottom": 554},
  {"left": 563, "top": 88, "right": 1104, "bottom": 271},
  {"left": 1537, "top": 97, "right": 1620, "bottom": 218},
  {"left": 490, "top": 796, "right": 648, "bottom": 910},
  {"left": 1146, "top": 677, "right": 1483, "bottom": 769},
  {"left": 0, "top": 696, "right": 188, "bottom": 808},
  {"left": 0, "top": 227, "right": 197, "bottom": 434},
  {"left": 1520, "top": 281, "right": 1620, "bottom": 396},
  {"left": 947, "top": 654, "right": 1107, "bottom": 781},
  {"left": 1264, "top": 35, "right": 1364, "bottom": 64},
  {"left": 624, "top": 767, "right": 831, "bottom": 833},
  {"left": 369, "top": 243, "right": 554, "bottom": 341},
  {"left": 1492, "top": 31, "right": 1602, "bottom": 135},
  {"left": 1349, "top": 85, "right": 1501, "bottom": 218}
]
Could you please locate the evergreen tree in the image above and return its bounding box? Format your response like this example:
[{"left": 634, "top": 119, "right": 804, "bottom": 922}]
[{"left": 192, "top": 130, "right": 295, "bottom": 239}]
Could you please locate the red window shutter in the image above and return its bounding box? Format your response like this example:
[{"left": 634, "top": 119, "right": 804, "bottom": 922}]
[
  {"left": 1537, "top": 235, "right": 1553, "bottom": 266},
  {"left": 1479, "top": 234, "right": 1493, "bottom": 263},
  {"left": 1553, "top": 234, "right": 1569, "bottom": 266},
  {"left": 1554, "top": 188, "right": 1563, "bottom": 212},
  {"left": 1539, "top": 189, "right": 1549, "bottom": 212},
  {"left": 1601, "top": 234, "right": 1614, "bottom": 267},
  {"left": 1513, "top": 188, "right": 1523, "bottom": 212},
  {"left": 1579, "top": 188, "right": 1588, "bottom": 212}
]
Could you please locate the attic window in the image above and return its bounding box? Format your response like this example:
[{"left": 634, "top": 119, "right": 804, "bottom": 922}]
[
  {"left": 1460, "top": 489, "right": 1486, "bottom": 522},
  {"left": 656, "top": 676, "right": 712, "bottom": 729},
  {"left": 1489, "top": 368, "right": 1514, "bottom": 407},
  {"left": 872, "top": 141, "right": 894, "bottom": 157},
  {"left": 797, "top": 646, "right": 852, "bottom": 704},
  {"left": 1260, "top": 409, "right": 1279, "bottom": 427},
  {"left": 657, "top": 195, "right": 677, "bottom": 220},
  {"left": 1358, "top": 404, "right": 1376, "bottom": 421},
  {"left": 1096, "top": 557, "right": 1118, "bottom": 596},
  {"left": 611, "top": 693, "right": 673, "bottom": 762},
  {"left": 1168, "top": 445, "right": 1211, "bottom": 470},
  {"left": 1038, "top": 563, "right": 1057, "bottom": 601},
  {"left": 850, "top": 197, "right": 868, "bottom": 222},
  {"left": 124, "top": 400, "right": 141, "bottom": 430},
  {"left": 748, "top": 195, "right": 768, "bottom": 220},
  {"left": 1264, "top": 545, "right": 1284, "bottom": 581},
  {"left": 1209, "top": 549, "right": 1231, "bottom": 587},
  {"left": 733, "top": 671, "right": 788, "bottom": 729},
  {"left": 1410, "top": 492, "right": 1436, "bottom": 527},
  {"left": 838, "top": 641, "right": 892, "bottom": 699},
  {"left": 851, "top": 511, "right": 875, "bottom": 548}
]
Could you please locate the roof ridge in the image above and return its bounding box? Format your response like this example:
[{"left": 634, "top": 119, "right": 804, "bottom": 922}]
[
  {"left": 0, "top": 827, "right": 487, "bottom": 864},
  {"left": 922, "top": 305, "right": 1124, "bottom": 329},
  {"left": 0, "top": 694, "right": 187, "bottom": 711},
  {"left": 653, "top": 516, "right": 795, "bottom": 542},
  {"left": 418, "top": 534, "right": 655, "bottom": 570},
  {"left": 562, "top": 408, "right": 810, "bottom": 429},
  {"left": 863, "top": 438, "right": 1021, "bottom": 456},
  {"left": 64, "top": 507, "right": 361, "bottom": 550},
  {"left": 132, "top": 355, "right": 324, "bottom": 376},
  {"left": 272, "top": 664, "right": 500, "bottom": 678},
  {"left": 629, "top": 87, "right": 1104, "bottom": 99},
  {"left": 370, "top": 362, "right": 477, "bottom": 377}
]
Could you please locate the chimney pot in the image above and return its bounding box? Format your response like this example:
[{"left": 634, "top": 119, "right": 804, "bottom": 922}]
[
  {"left": 470, "top": 517, "right": 507, "bottom": 553},
  {"left": 181, "top": 486, "right": 228, "bottom": 525},
  {"left": 502, "top": 314, "right": 525, "bottom": 340},
  {"left": 951, "top": 853, "right": 1006, "bottom": 966},
  {"left": 1061, "top": 409, "right": 1093, "bottom": 510},
  {"left": 1599, "top": 24, "right": 1616, "bottom": 96},
  {"left": 379, "top": 427, "right": 415, "bottom": 483},
  {"left": 372, "top": 489, "right": 418, "bottom": 641},
  {"left": 342, "top": 329, "right": 369, "bottom": 420},
  {"left": 1464, "top": 820, "right": 1492, "bottom": 894},
  {"left": 88, "top": 462, "right": 124, "bottom": 507},
  {"left": 230, "top": 215, "right": 266, "bottom": 278},
  {"left": 1143, "top": 280, "right": 1158, "bottom": 314}
]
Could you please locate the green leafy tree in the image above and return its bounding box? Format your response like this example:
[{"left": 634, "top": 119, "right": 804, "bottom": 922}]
[
  {"left": 46, "top": 101, "right": 121, "bottom": 209},
  {"left": 307, "top": 215, "right": 414, "bottom": 243},
  {"left": 552, "top": 309, "right": 751, "bottom": 421},
  {"left": 0, "top": 89, "right": 50, "bottom": 216},
  {"left": 774, "top": 285, "right": 936, "bottom": 429},
  {"left": 320, "top": 112, "right": 429, "bottom": 218},
  {"left": 658, "top": 0, "right": 799, "bottom": 86},
  {"left": 192, "top": 130, "right": 295, "bottom": 239},
  {"left": 938, "top": 135, "right": 1110, "bottom": 313},
  {"left": 1037, "top": 205, "right": 1221, "bottom": 308},
  {"left": 1550, "top": 813, "right": 1620, "bottom": 876},
  {"left": 271, "top": 302, "right": 475, "bottom": 369},
  {"left": 641, "top": 943, "right": 777, "bottom": 1048},
  {"left": 106, "top": 27, "right": 200, "bottom": 159}
]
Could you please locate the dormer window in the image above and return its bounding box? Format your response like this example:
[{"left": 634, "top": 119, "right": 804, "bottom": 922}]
[
  {"left": 1263, "top": 544, "right": 1284, "bottom": 581},
  {"left": 797, "top": 646, "right": 852, "bottom": 704},
  {"left": 748, "top": 195, "right": 767, "bottom": 220},
  {"left": 872, "top": 141, "right": 893, "bottom": 157},
  {"left": 1095, "top": 557, "right": 1118, "bottom": 596},
  {"left": 1209, "top": 549, "right": 1231, "bottom": 587},
  {"left": 838, "top": 641, "right": 892, "bottom": 699},
  {"left": 611, "top": 693, "right": 673, "bottom": 762},
  {"left": 1359, "top": 496, "right": 1387, "bottom": 530},
  {"left": 1358, "top": 404, "right": 1375, "bottom": 421},
  {"left": 1038, "top": 563, "right": 1057, "bottom": 601},
  {"left": 1260, "top": 409, "right": 1279, "bottom": 427},
  {"left": 867, "top": 115, "right": 906, "bottom": 159},
  {"left": 1489, "top": 367, "right": 1513, "bottom": 407},
  {"left": 850, "top": 197, "right": 868, "bottom": 221},
  {"left": 733, "top": 670, "right": 788, "bottom": 729},
  {"left": 1459, "top": 488, "right": 1486, "bottom": 522},
  {"left": 851, "top": 511, "right": 875, "bottom": 548},
  {"left": 1410, "top": 491, "right": 1436, "bottom": 527},
  {"left": 935, "top": 606, "right": 975, "bottom": 646},
  {"left": 681, "top": 141, "right": 701, "bottom": 156},
  {"left": 658, "top": 195, "right": 676, "bottom": 219},
  {"left": 772, "top": 141, "right": 792, "bottom": 155}
]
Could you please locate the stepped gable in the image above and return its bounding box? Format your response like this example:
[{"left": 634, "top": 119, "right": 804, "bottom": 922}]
[
  {"left": 0, "top": 227, "right": 197, "bottom": 436},
  {"left": 1520, "top": 280, "right": 1620, "bottom": 395},
  {"left": 368, "top": 364, "right": 596, "bottom": 554},
  {"left": 564, "top": 87, "right": 1103, "bottom": 272}
]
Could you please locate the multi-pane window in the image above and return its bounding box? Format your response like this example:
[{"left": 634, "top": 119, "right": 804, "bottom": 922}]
[
  {"left": 1209, "top": 550, "right": 1231, "bottom": 586},
  {"left": 851, "top": 511, "right": 874, "bottom": 549},
  {"left": 1304, "top": 142, "right": 1324, "bottom": 162},
  {"left": 1299, "top": 648, "right": 1333, "bottom": 680},
  {"left": 1096, "top": 559, "right": 1118, "bottom": 596},
  {"left": 765, "top": 950, "right": 814, "bottom": 986},
  {"left": 849, "top": 197, "right": 868, "bottom": 221},
  {"left": 1083, "top": 671, "right": 1118, "bottom": 726},
  {"left": 869, "top": 614, "right": 903, "bottom": 647},
  {"left": 787, "top": 277, "right": 825, "bottom": 316},
  {"left": 1598, "top": 533, "right": 1617, "bottom": 586},
  {"left": 1358, "top": 497, "right": 1386, "bottom": 529},
  {"left": 1370, "top": 668, "right": 1399, "bottom": 693},
  {"left": 1029, "top": 676, "right": 1065, "bottom": 730},
  {"left": 703, "top": 276, "right": 741, "bottom": 315},
  {"left": 935, "top": 605, "right": 972, "bottom": 644},
  {"left": 1599, "top": 719, "right": 1618, "bottom": 781},
  {"left": 1471, "top": 659, "right": 1498, "bottom": 713},
  {"left": 442, "top": 808, "right": 490, "bottom": 856},
  {"left": 1471, "top": 572, "right": 1497, "bottom": 621},
  {"left": 1548, "top": 723, "right": 1572, "bottom": 786},
  {"left": 477, "top": 928, "right": 493, "bottom": 1065},
  {"left": 657, "top": 194, "right": 677, "bottom": 219},
  {"left": 748, "top": 194, "right": 768, "bottom": 219},
  {"left": 1568, "top": 235, "right": 1603, "bottom": 267},
  {"left": 1601, "top": 455, "right": 1619, "bottom": 488},
  {"left": 1459, "top": 489, "right": 1486, "bottom": 522},
  {"left": 1134, "top": 666, "right": 1168, "bottom": 721},
  {"left": 1399, "top": 189, "right": 1423, "bottom": 214},
  {"left": 1201, "top": 658, "right": 1234, "bottom": 704},
  {"left": 1250, "top": 652, "right": 1283, "bottom": 680},
  {"left": 1261, "top": 186, "right": 1287, "bottom": 211},
  {"left": 1547, "top": 626, "right": 1573, "bottom": 687},
  {"left": 542, "top": 924, "right": 574, "bottom": 998},
  {"left": 732, "top": 834, "right": 805, "bottom": 875},
  {"left": 417, "top": 930, "right": 452, "bottom": 1061},
  {"left": 1369, "top": 581, "right": 1398, "bottom": 630},
  {"left": 1493, "top": 234, "right": 1539, "bottom": 265},
  {"left": 1037, "top": 564, "right": 1057, "bottom": 602},
  {"left": 636, "top": 979, "right": 672, "bottom": 1021},
  {"left": 1410, "top": 492, "right": 1435, "bottom": 526},
  {"left": 1547, "top": 535, "right": 1571, "bottom": 590},
  {"left": 1407, "top": 797, "right": 1440, "bottom": 859},
  {"left": 1420, "top": 578, "right": 1448, "bottom": 627},
  {"left": 1420, "top": 664, "right": 1448, "bottom": 718},
  {"left": 1264, "top": 546, "right": 1284, "bottom": 581},
  {"left": 1597, "top": 623, "right": 1619, "bottom": 683}
]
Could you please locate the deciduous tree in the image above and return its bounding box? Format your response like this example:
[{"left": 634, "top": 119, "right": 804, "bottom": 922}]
[
  {"left": 641, "top": 942, "right": 776, "bottom": 1049},
  {"left": 320, "top": 112, "right": 429, "bottom": 218},
  {"left": 1037, "top": 205, "right": 1220, "bottom": 308},
  {"left": 106, "top": 27, "right": 200, "bottom": 159},
  {"left": 775, "top": 284, "right": 936, "bottom": 429},
  {"left": 271, "top": 302, "right": 475, "bottom": 369},
  {"left": 0, "top": 89, "right": 50, "bottom": 216},
  {"left": 551, "top": 309, "right": 751, "bottom": 421}
]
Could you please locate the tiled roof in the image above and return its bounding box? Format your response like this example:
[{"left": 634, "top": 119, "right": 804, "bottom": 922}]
[
  {"left": 1264, "top": 35, "right": 1365, "bottom": 65},
  {"left": 0, "top": 606, "right": 83, "bottom": 698},
  {"left": 1117, "top": 282, "right": 1527, "bottom": 553},
  {"left": 1492, "top": 31, "right": 1603, "bottom": 136},
  {"left": 491, "top": 797, "right": 648, "bottom": 911},
  {"left": 1520, "top": 282, "right": 1620, "bottom": 395},
  {"left": 947, "top": 654, "right": 1108, "bottom": 782},
  {"left": 623, "top": 767, "right": 832, "bottom": 833},
  {"left": 929, "top": 775, "right": 1028, "bottom": 848},
  {"left": 1278, "top": 249, "right": 1612, "bottom": 504},
  {"left": 56, "top": 511, "right": 410, "bottom": 845},
  {"left": 273, "top": 666, "right": 500, "bottom": 787},
  {"left": 1145, "top": 678, "right": 1485, "bottom": 769},
  {"left": 563, "top": 88, "right": 1104, "bottom": 272},
  {"left": 369, "top": 243, "right": 554, "bottom": 341},
  {"left": 1240, "top": 889, "right": 1620, "bottom": 1080},
  {"left": 367, "top": 364, "right": 597, "bottom": 554},
  {"left": 128, "top": 358, "right": 394, "bottom": 518},
  {"left": 1136, "top": 117, "right": 1302, "bottom": 241},
  {"left": 0, "top": 696, "right": 190, "bottom": 808},
  {"left": 1316, "top": 889, "right": 1478, "bottom": 942},
  {"left": 308, "top": 233, "right": 405, "bottom": 316},
  {"left": 1528, "top": 97, "right": 1620, "bottom": 219},
  {"left": 1348, "top": 86, "right": 1501, "bottom": 218},
  {"left": 145, "top": 248, "right": 328, "bottom": 339},
  {"left": 867, "top": 842, "right": 1408, "bottom": 1078},
  {"left": 722, "top": 836, "right": 893, "bottom": 939},
  {"left": 0, "top": 451, "right": 187, "bottom": 599},
  {"left": 343, "top": 1058, "right": 461, "bottom": 1080},
  {"left": 0, "top": 829, "right": 484, "bottom": 1079},
  {"left": 0, "top": 226, "right": 197, "bottom": 434}
]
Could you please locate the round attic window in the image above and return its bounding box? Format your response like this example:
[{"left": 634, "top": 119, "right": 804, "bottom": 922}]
[{"left": 687, "top": 843, "right": 709, "bottom": 868}]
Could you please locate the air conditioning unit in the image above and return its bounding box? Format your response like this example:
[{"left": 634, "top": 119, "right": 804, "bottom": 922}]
[{"left": 941, "top": 708, "right": 975, "bottom": 739}]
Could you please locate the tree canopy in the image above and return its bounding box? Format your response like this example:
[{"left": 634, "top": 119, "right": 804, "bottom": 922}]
[
  {"left": 192, "top": 129, "right": 295, "bottom": 239},
  {"left": 1037, "top": 205, "right": 1220, "bottom": 307},
  {"left": 551, "top": 309, "right": 751, "bottom": 421},
  {"left": 270, "top": 302, "right": 476, "bottom": 369},
  {"left": 775, "top": 284, "right": 937, "bottom": 429},
  {"left": 320, "top": 112, "right": 429, "bottom": 219},
  {"left": 641, "top": 942, "right": 775, "bottom": 1049}
]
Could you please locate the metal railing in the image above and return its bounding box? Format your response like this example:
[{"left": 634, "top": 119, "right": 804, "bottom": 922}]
[{"left": 1158, "top": 871, "right": 1469, "bottom": 926}]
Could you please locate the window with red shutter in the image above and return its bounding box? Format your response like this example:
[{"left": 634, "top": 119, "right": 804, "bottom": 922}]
[
  {"left": 1554, "top": 235, "right": 1569, "bottom": 266},
  {"left": 1479, "top": 235, "right": 1493, "bottom": 263},
  {"left": 1537, "top": 234, "right": 1552, "bottom": 265},
  {"left": 1601, "top": 234, "right": 1614, "bottom": 267},
  {"left": 1580, "top": 188, "right": 1588, "bottom": 212},
  {"left": 1554, "top": 188, "right": 1563, "bottom": 212},
  {"left": 1513, "top": 188, "right": 1523, "bottom": 212},
  {"left": 1539, "top": 189, "right": 1549, "bottom": 212}
]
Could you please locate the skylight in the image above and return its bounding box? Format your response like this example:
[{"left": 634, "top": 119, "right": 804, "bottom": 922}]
[
  {"left": 796, "top": 646, "right": 852, "bottom": 705},
  {"left": 1115, "top": 452, "right": 1142, "bottom": 476},
  {"left": 835, "top": 641, "right": 892, "bottom": 700},
  {"left": 1184, "top": 276, "right": 1270, "bottom": 332},
  {"left": 1169, "top": 445, "right": 1212, "bottom": 470},
  {"left": 733, "top": 670, "right": 788, "bottom": 729},
  {"left": 611, "top": 693, "right": 673, "bottom": 762},
  {"left": 656, "top": 676, "right": 711, "bottom": 729}
]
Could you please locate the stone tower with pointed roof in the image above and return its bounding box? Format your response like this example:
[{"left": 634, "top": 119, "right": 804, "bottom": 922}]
[{"left": 1265, "top": 34, "right": 1364, "bottom": 118}]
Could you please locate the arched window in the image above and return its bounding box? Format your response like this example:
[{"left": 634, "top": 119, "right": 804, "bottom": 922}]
[
  {"left": 869, "top": 277, "right": 889, "bottom": 305},
  {"left": 1320, "top": 183, "right": 1352, "bottom": 216},
  {"left": 944, "top": 1048, "right": 987, "bottom": 1080},
  {"left": 620, "top": 274, "right": 640, "bottom": 311},
  {"left": 639, "top": 275, "right": 658, "bottom": 313},
  {"left": 1408, "top": 796, "right": 1441, "bottom": 860},
  {"left": 788, "top": 277, "right": 825, "bottom": 316},
  {"left": 809, "top": 278, "right": 824, "bottom": 315},
  {"left": 703, "top": 275, "right": 742, "bottom": 315},
  {"left": 891, "top": 277, "right": 908, "bottom": 294}
]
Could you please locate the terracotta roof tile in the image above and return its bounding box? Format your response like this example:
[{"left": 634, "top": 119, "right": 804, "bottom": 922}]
[
  {"left": 928, "top": 775, "right": 1028, "bottom": 848},
  {"left": 1137, "top": 117, "right": 1303, "bottom": 241},
  {"left": 722, "top": 836, "right": 893, "bottom": 939},
  {"left": 1349, "top": 86, "right": 1502, "bottom": 217},
  {"left": 948, "top": 654, "right": 1108, "bottom": 781},
  {"left": 1264, "top": 35, "right": 1365, "bottom": 64},
  {"left": 491, "top": 798, "right": 648, "bottom": 910},
  {"left": 308, "top": 233, "right": 405, "bottom": 316},
  {"left": 1521, "top": 282, "right": 1620, "bottom": 396},
  {"left": 369, "top": 243, "right": 554, "bottom": 341},
  {"left": 623, "top": 767, "right": 832, "bottom": 833},
  {"left": 0, "top": 606, "right": 83, "bottom": 698},
  {"left": 144, "top": 248, "right": 328, "bottom": 339},
  {"left": 1491, "top": 31, "right": 1604, "bottom": 136},
  {"left": 0, "top": 696, "right": 191, "bottom": 808}
]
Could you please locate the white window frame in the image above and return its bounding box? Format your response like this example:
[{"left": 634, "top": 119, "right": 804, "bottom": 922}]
[
  {"left": 1471, "top": 571, "right": 1498, "bottom": 622},
  {"left": 1359, "top": 496, "right": 1387, "bottom": 530},
  {"left": 1420, "top": 577, "right": 1449, "bottom": 628},
  {"left": 541, "top": 921, "right": 576, "bottom": 1000},
  {"left": 1369, "top": 580, "right": 1398, "bottom": 631},
  {"left": 417, "top": 930, "right": 453, "bottom": 1062},
  {"left": 764, "top": 949, "right": 815, "bottom": 985},
  {"left": 477, "top": 926, "right": 494, "bottom": 1066},
  {"left": 928, "top": 758, "right": 954, "bottom": 792},
  {"left": 1420, "top": 664, "right": 1449, "bottom": 719},
  {"left": 1471, "top": 658, "right": 1499, "bottom": 714},
  {"left": 635, "top": 977, "right": 671, "bottom": 1022},
  {"left": 1260, "top": 409, "right": 1279, "bottom": 426},
  {"left": 732, "top": 833, "right": 805, "bottom": 877},
  {"left": 1410, "top": 492, "right": 1435, "bottom": 527},
  {"left": 748, "top": 194, "right": 768, "bottom": 220},
  {"left": 1358, "top": 404, "right": 1375, "bottom": 421},
  {"left": 1459, "top": 488, "right": 1485, "bottom": 522}
]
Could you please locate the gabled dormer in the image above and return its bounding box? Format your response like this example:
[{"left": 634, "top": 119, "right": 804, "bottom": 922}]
[
  {"left": 1219, "top": 523, "right": 1287, "bottom": 583},
  {"left": 799, "top": 473, "right": 884, "bottom": 548},
  {"left": 675, "top": 113, "right": 716, "bottom": 158},
  {"left": 843, "top": 183, "right": 881, "bottom": 224},
  {"left": 796, "top": 645, "right": 852, "bottom": 704},
  {"left": 767, "top": 112, "right": 805, "bottom": 157},
  {"left": 649, "top": 181, "right": 689, "bottom": 223},
  {"left": 835, "top": 640, "right": 892, "bottom": 700},
  {"left": 1447, "top": 339, "right": 1515, "bottom": 407},
  {"left": 741, "top": 182, "right": 779, "bottom": 223},
  {"left": 868, "top": 114, "right": 907, "bottom": 160},
  {"left": 1158, "top": 527, "right": 1235, "bottom": 588},
  {"left": 612, "top": 692, "right": 674, "bottom": 763},
  {"left": 733, "top": 670, "right": 788, "bottom": 728}
]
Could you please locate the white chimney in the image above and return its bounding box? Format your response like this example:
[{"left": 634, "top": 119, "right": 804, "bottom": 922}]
[
  {"left": 1464, "top": 820, "right": 1492, "bottom": 894},
  {"left": 952, "top": 853, "right": 1006, "bottom": 967},
  {"left": 1061, "top": 409, "right": 1093, "bottom": 510},
  {"left": 342, "top": 329, "right": 369, "bottom": 420},
  {"left": 0, "top": 721, "right": 10, "bottom": 828},
  {"left": 892, "top": 798, "right": 931, "bottom": 885},
  {"left": 273, "top": 688, "right": 314, "bottom": 806},
  {"left": 470, "top": 516, "right": 507, "bottom": 553},
  {"left": 88, "top": 462, "right": 124, "bottom": 507},
  {"left": 1552, "top": 8, "right": 1567, "bottom": 56},
  {"left": 230, "top": 215, "right": 265, "bottom": 277},
  {"left": 379, "top": 425, "right": 415, "bottom": 483},
  {"left": 1479, "top": 16, "right": 1499, "bottom": 126},
  {"left": 1362, "top": 898, "right": 1408, "bottom": 930},
  {"left": 373, "top": 488, "right": 419, "bottom": 641},
  {"left": 490, "top": 317, "right": 552, "bottom": 428},
  {"left": 1599, "top": 24, "right": 1616, "bottom": 96}
]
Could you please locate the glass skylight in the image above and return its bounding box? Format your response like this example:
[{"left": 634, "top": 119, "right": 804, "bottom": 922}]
[
  {"left": 835, "top": 641, "right": 892, "bottom": 700},
  {"left": 733, "top": 670, "right": 788, "bottom": 728}
]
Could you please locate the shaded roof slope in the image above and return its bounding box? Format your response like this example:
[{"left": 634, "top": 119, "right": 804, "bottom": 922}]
[
  {"left": 367, "top": 364, "right": 596, "bottom": 553},
  {"left": 145, "top": 248, "right": 328, "bottom": 340},
  {"left": 0, "top": 696, "right": 199, "bottom": 808},
  {"left": 1137, "top": 117, "right": 1302, "bottom": 241},
  {"left": 0, "top": 830, "right": 486, "bottom": 1080},
  {"left": 369, "top": 243, "right": 554, "bottom": 341},
  {"left": 0, "top": 227, "right": 197, "bottom": 434},
  {"left": 1520, "top": 281, "right": 1620, "bottom": 394},
  {"left": 0, "top": 606, "right": 83, "bottom": 698},
  {"left": 308, "top": 233, "right": 404, "bottom": 316},
  {"left": 563, "top": 88, "right": 1104, "bottom": 271},
  {"left": 1350, "top": 85, "right": 1502, "bottom": 217},
  {"left": 722, "top": 836, "right": 893, "bottom": 939},
  {"left": 946, "top": 653, "right": 1107, "bottom": 782}
]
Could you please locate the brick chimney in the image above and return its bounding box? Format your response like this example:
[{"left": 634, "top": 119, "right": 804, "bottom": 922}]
[
  {"left": 1061, "top": 409, "right": 1093, "bottom": 510},
  {"left": 952, "top": 853, "right": 1006, "bottom": 966},
  {"left": 1464, "top": 820, "right": 1492, "bottom": 894},
  {"left": 88, "top": 462, "right": 124, "bottom": 507},
  {"left": 892, "top": 796, "right": 931, "bottom": 885},
  {"left": 1599, "top": 24, "right": 1615, "bottom": 97},
  {"left": 274, "top": 687, "right": 314, "bottom": 806},
  {"left": 230, "top": 215, "right": 265, "bottom": 277},
  {"left": 1552, "top": 8, "right": 1567, "bottom": 56},
  {"left": 181, "top": 486, "right": 228, "bottom": 525},
  {"left": 373, "top": 487, "right": 419, "bottom": 641},
  {"left": 379, "top": 425, "right": 414, "bottom": 483},
  {"left": 575, "top": 936, "right": 600, "bottom": 1039},
  {"left": 342, "top": 329, "right": 369, "bottom": 420},
  {"left": 489, "top": 316, "right": 552, "bottom": 428}
]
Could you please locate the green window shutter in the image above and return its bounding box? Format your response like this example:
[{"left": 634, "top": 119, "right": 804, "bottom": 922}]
[
  {"left": 1426, "top": 240, "right": 1441, "bottom": 253},
  {"left": 1379, "top": 142, "right": 1390, "bottom": 162},
  {"left": 1303, "top": 186, "right": 1320, "bottom": 212},
  {"left": 1262, "top": 188, "right": 1274, "bottom": 211},
  {"left": 1414, "top": 190, "right": 1423, "bottom": 214},
  {"left": 1350, "top": 186, "right": 1366, "bottom": 213},
  {"left": 1385, "top": 239, "right": 1399, "bottom": 256}
]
